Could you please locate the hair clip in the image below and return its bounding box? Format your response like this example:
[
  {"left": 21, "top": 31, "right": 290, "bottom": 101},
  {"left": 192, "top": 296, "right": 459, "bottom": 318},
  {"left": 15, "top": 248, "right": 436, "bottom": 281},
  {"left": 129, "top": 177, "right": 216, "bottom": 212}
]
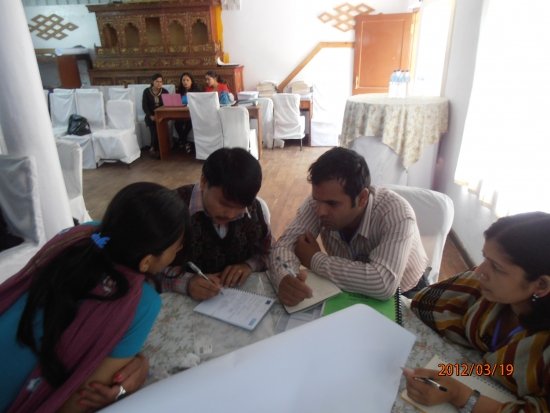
[{"left": 91, "top": 233, "right": 110, "bottom": 249}]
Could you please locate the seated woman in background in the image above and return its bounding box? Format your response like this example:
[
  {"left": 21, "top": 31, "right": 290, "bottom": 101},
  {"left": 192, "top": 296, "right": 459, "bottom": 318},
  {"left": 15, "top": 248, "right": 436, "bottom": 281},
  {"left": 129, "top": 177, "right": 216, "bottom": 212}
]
[
  {"left": 142, "top": 73, "right": 169, "bottom": 159},
  {"left": 403, "top": 212, "right": 550, "bottom": 413},
  {"left": 0, "top": 182, "right": 189, "bottom": 413},
  {"left": 204, "top": 70, "right": 230, "bottom": 97},
  {"left": 175, "top": 72, "right": 200, "bottom": 153}
]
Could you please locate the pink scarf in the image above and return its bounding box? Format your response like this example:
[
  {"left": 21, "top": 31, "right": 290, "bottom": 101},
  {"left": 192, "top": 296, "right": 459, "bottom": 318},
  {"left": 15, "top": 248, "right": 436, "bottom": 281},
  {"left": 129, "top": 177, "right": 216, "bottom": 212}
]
[{"left": 0, "top": 225, "right": 146, "bottom": 413}]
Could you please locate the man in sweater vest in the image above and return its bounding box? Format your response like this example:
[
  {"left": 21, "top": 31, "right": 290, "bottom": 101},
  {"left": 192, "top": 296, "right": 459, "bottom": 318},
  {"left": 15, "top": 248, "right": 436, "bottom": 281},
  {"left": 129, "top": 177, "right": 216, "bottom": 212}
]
[{"left": 154, "top": 148, "right": 273, "bottom": 300}]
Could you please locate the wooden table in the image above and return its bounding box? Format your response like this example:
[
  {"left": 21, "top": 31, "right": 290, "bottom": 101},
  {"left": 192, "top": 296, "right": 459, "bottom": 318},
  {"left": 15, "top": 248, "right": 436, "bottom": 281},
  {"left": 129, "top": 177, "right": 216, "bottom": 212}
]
[
  {"left": 299, "top": 98, "right": 313, "bottom": 146},
  {"left": 154, "top": 105, "right": 263, "bottom": 160}
]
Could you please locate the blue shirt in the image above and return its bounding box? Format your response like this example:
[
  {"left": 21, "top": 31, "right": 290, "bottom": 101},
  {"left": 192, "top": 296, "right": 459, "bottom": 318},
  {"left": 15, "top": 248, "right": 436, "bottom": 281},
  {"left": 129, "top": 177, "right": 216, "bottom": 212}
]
[{"left": 0, "top": 282, "right": 160, "bottom": 412}]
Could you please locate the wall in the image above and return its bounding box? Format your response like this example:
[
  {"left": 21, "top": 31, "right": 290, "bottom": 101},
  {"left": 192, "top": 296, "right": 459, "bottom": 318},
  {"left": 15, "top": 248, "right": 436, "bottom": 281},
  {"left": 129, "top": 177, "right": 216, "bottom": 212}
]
[{"left": 435, "top": 0, "right": 489, "bottom": 264}]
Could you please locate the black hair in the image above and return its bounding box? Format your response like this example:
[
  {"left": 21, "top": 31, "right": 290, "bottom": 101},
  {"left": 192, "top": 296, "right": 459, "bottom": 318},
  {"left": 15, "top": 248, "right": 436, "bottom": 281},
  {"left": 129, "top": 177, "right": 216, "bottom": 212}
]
[
  {"left": 178, "top": 72, "right": 200, "bottom": 96},
  {"left": 205, "top": 70, "right": 226, "bottom": 85},
  {"left": 151, "top": 73, "right": 163, "bottom": 84},
  {"left": 17, "top": 182, "right": 189, "bottom": 387},
  {"left": 202, "top": 147, "right": 261, "bottom": 206},
  {"left": 484, "top": 212, "right": 550, "bottom": 331},
  {"left": 308, "top": 147, "right": 370, "bottom": 207}
]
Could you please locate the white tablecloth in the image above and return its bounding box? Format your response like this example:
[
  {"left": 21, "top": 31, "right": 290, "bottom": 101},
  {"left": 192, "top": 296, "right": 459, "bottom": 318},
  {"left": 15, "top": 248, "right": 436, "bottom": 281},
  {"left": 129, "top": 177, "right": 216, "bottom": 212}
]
[{"left": 341, "top": 94, "right": 449, "bottom": 169}]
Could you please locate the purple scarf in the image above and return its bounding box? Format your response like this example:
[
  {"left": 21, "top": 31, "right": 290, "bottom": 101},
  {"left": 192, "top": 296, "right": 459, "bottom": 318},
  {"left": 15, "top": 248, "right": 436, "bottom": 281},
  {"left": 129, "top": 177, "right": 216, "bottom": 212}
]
[{"left": 0, "top": 225, "right": 145, "bottom": 413}]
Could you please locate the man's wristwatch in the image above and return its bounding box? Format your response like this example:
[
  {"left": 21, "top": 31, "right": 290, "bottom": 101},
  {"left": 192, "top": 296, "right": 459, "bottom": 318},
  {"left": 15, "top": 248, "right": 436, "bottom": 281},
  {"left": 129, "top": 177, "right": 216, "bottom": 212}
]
[{"left": 458, "top": 389, "right": 480, "bottom": 413}]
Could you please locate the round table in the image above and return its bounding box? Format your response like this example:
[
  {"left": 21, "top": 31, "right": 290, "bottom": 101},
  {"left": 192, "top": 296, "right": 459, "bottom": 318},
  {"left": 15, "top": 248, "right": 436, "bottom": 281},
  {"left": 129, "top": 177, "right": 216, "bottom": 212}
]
[{"left": 341, "top": 94, "right": 449, "bottom": 169}]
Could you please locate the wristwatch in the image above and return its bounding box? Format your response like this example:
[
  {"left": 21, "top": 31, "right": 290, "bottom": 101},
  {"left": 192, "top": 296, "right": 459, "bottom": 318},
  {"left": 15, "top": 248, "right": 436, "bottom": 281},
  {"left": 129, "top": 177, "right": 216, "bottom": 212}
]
[{"left": 458, "top": 389, "right": 481, "bottom": 413}]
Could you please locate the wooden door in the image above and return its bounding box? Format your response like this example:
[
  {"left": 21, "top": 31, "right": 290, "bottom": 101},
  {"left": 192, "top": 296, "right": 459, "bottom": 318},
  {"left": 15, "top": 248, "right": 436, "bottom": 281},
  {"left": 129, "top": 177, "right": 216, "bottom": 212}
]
[{"left": 353, "top": 13, "right": 415, "bottom": 95}]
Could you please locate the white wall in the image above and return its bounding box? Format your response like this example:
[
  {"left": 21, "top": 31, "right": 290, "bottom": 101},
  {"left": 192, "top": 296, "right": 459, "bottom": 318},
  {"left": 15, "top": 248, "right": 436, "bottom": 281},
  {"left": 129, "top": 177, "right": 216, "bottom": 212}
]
[{"left": 434, "top": 0, "right": 489, "bottom": 264}]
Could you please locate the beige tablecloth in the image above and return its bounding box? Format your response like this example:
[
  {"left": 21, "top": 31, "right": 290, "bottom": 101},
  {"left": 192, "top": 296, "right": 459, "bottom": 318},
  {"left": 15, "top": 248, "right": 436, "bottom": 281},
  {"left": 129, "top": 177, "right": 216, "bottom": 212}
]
[
  {"left": 140, "top": 273, "right": 482, "bottom": 411},
  {"left": 341, "top": 94, "right": 449, "bottom": 168}
]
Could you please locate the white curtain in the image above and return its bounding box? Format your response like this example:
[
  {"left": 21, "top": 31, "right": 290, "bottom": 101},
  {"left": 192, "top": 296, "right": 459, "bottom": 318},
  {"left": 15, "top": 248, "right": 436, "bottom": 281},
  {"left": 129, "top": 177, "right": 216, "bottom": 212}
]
[{"left": 454, "top": 0, "right": 550, "bottom": 217}]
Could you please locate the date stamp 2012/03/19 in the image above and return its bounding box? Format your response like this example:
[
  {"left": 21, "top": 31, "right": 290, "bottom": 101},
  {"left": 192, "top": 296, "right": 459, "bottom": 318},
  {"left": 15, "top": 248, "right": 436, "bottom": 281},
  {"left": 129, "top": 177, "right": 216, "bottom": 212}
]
[{"left": 438, "top": 363, "right": 514, "bottom": 377}]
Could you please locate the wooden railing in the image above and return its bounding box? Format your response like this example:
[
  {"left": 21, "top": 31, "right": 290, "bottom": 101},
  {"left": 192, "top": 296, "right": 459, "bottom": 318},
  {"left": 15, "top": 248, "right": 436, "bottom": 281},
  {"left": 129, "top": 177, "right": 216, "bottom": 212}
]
[{"left": 278, "top": 41, "right": 354, "bottom": 91}]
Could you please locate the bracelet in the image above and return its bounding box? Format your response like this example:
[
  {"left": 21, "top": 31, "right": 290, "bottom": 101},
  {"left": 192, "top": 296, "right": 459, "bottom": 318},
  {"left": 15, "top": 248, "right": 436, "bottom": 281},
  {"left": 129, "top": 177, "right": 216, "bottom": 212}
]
[{"left": 458, "top": 389, "right": 480, "bottom": 413}]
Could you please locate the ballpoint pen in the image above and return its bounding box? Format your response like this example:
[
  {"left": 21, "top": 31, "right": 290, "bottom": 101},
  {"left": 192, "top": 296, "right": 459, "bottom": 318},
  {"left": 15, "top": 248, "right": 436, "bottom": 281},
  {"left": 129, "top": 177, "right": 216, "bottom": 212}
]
[
  {"left": 188, "top": 261, "right": 224, "bottom": 295},
  {"left": 414, "top": 377, "right": 448, "bottom": 392},
  {"left": 276, "top": 256, "right": 313, "bottom": 298}
]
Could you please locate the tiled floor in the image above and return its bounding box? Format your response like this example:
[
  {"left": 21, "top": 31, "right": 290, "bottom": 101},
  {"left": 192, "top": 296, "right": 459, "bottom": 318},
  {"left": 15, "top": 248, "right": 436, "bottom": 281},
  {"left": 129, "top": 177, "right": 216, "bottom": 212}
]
[{"left": 83, "top": 142, "right": 469, "bottom": 281}]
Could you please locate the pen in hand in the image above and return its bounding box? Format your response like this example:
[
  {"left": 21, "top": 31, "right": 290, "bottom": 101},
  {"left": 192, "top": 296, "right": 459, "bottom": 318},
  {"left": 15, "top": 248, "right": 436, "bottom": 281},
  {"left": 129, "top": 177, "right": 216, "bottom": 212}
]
[
  {"left": 414, "top": 377, "right": 448, "bottom": 392},
  {"left": 188, "top": 261, "right": 224, "bottom": 295},
  {"left": 276, "top": 256, "right": 313, "bottom": 298}
]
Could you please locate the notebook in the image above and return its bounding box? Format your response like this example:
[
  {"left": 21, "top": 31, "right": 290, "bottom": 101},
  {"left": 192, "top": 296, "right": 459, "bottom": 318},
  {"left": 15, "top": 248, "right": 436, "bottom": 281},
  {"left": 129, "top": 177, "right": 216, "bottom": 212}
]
[
  {"left": 268, "top": 270, "right": 342, "bottom": 314},
  {"left": 193, "top": 288, "right": 274, "bottom": 331},
  {"left": 322, "top": 287, "right": 402, "bottom": 325},
  {"left": 401, "top": 355, "right": 517, "bottom": 412},
  {"left": 162, "top": 93, "right": 183, "bottom": 107}
]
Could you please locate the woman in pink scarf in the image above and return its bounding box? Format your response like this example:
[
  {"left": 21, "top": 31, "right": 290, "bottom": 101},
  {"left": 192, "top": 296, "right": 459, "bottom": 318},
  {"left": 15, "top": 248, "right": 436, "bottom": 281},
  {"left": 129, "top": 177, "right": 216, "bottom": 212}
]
[{"left": 0, "top": 182, "right": 189, "bottom": 413}]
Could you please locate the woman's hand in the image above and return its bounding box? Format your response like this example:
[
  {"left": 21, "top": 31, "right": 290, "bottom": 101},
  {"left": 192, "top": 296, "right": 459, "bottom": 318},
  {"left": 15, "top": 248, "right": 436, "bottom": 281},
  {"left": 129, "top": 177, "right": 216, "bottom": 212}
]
[
  {"left": 77, "top": 354, "right": 149, "bottom": 410},
  {"left": 402, "top": 367, "right": 472, "bottom": 407}
]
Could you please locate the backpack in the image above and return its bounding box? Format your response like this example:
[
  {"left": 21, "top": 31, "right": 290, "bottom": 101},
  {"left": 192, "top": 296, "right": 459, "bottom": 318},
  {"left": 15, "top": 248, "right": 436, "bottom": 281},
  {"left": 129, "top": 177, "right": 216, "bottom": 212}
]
[
  {"left": 67, "top": 114, "right": 91, "bottom": 136},
  {"left": 219, "top": 90, "right": 231, "bottom": 105}
]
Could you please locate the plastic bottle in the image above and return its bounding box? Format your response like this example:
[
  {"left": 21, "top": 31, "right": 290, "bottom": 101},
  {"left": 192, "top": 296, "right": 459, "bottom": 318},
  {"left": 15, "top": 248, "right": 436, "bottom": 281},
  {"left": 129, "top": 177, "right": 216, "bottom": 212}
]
[
  {"left": 388, "top": 70, "right": 398, "bottom": 98},
  {"left": 397, "top": 70, "right": 405, "bottom": 98},
  {"left": 404, "top": 70, "right": 411, "bottom": 98}
]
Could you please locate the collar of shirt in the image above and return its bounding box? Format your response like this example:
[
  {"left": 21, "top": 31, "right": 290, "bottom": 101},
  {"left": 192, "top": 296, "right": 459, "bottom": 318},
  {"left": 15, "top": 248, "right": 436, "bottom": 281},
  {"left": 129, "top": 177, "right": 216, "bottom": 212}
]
[{"left": 189, "top": 182, "right": 251, "bottom": 221}]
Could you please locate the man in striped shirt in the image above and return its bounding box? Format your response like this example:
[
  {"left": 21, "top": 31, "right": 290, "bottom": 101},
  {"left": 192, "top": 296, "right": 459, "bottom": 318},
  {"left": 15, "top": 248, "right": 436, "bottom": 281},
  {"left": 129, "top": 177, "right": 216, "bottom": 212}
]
[{"left": 269, "top": 147, "right": 428, "bottom": 307}]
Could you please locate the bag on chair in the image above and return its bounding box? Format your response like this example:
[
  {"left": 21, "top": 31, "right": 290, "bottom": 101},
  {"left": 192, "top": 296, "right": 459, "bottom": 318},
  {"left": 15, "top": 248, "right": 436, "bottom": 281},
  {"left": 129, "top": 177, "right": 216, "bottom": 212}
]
[
  {"left": 67, "top": 114, "right": 91, "bottom": 136},
  {"left": 219, "top": 90, "right": 231, "bottom": 105}
]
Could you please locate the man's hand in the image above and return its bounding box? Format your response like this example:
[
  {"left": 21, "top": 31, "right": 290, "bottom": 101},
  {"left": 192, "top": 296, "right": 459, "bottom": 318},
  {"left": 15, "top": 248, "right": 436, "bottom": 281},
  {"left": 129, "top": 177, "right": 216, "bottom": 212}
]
[
  {"left": 77, "top": 354, "right": 149, "bottom": 410},
  {"left": 277, "top": 270, "right": 312, "bottom": 307},
  {"left": 219, "top": 263, "right": 252, "bottom": 287},
  {"left": 188, "top": 273, "right": 221, "bottom": 300},
  {"left": 295, "top": 230, "right": 321, "bottom": 268}
]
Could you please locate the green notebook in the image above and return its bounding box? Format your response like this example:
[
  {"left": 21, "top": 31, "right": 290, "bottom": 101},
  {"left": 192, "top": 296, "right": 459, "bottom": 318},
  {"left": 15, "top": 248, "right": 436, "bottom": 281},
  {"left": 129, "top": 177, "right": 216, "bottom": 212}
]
[{"left": 322, "top": 288, "right": 402, "bottom": 325}]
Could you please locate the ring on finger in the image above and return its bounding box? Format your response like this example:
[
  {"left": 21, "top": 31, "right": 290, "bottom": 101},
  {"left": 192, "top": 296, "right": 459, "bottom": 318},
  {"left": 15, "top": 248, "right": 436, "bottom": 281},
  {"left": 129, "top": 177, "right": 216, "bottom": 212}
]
[{"left": 115, "top": 384, "right": 127, "bottom": 401}]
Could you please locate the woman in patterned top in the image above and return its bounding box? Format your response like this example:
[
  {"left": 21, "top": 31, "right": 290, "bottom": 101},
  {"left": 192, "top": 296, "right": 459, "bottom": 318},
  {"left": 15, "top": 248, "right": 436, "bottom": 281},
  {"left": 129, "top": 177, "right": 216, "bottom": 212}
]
[{"left": 403, "top": 212, "right": 550, "bottom": 413}]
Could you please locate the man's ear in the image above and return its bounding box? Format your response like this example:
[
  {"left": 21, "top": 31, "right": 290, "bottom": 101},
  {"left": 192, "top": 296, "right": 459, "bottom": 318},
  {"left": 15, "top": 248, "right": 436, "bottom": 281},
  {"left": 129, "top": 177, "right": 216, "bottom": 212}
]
[
  {"left": 138, "top": 254, "right": 153, "bottom": 273},
  {"left": 357, "top": 188, "right": 369, "bottom": 208},
  {"left": 534, "top": 275, "right": 550, "bottom": 298},
  {"left": 199, "top": 174, "right": 207, "bottom": 191}
]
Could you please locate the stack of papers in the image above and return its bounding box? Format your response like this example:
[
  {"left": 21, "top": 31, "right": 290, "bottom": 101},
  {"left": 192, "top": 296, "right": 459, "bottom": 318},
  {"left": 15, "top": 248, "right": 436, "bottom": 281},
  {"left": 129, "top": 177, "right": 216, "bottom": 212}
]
[
  {"left": 217, "top": 57, "right": 239, "bottom": 67},
  {"left": 257, "top": 80, "right": 278, "bottom": 98},
  {"left": 290, "top": 81, "right": 312, "bottom": 95},
  {"left": 237, "top": 91, "right": 259, "bottom": 100}
]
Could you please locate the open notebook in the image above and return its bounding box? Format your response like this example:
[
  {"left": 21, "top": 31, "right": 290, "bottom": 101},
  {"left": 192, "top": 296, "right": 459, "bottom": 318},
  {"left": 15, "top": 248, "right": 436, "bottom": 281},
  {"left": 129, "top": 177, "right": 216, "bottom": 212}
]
[{"left": 401, "top": 355, "right": 516, "bottom": 412}]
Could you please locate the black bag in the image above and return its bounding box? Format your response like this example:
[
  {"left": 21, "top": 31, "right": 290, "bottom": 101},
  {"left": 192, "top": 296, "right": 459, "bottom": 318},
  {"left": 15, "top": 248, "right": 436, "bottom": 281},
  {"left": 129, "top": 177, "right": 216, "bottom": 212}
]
[{"left": 67, "top": 114, "right": 91, "bottom": 136}]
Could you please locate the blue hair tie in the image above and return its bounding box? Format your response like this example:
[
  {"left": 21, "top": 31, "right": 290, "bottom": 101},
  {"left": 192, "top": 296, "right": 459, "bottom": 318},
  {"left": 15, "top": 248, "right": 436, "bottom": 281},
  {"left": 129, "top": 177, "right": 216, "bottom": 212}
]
[{"left": 91, "top": 233, "right": 110, "bottom": 249}]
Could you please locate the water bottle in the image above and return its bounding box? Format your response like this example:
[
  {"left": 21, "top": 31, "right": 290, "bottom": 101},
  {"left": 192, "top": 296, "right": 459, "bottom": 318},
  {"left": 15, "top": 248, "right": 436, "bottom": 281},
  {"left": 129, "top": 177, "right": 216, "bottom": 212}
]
[
  {"left": 404, "top": 70, "right": 411, "bottom": 98},
  {"left": 388, "top": 70, "right": 398, "bottom": 98},
  {"left": 397, "top": 70, "right": 405, "bottom": 98}
]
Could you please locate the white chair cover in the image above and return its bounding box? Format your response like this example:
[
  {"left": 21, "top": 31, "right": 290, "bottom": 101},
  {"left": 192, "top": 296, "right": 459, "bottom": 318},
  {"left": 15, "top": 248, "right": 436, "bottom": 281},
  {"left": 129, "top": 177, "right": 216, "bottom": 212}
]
[
  {"left": 109, "top": 87, "right": 135, "bottom": 102},
  {"left": 219, "top": 107, "right": 258, "bottom": 159},
  {"left": 187, "top": 92, "right": 223, "bottom": 160},
  {"left": 0, "top": 155, "right": 46, "bottom": 284},
  {"left": 256, "top": 196, "right": 270, "bottom": 225},
  {"left": 250, "top": 97, "right": 278, "bottom": 148},
  {"left": 55, "top": 139, "right": 92, "bottom": 224},
  {"left": 50, "top": 92, "right": 77, "bottom": 138},
  {"left": 76, "top": 88, "right": 99, "bottom": 93},
  {"left": 75, "top": 91, "right": 105, "bottom": 132},
  {"left": 43, "top": 90, "right": 49, "bottom": 105},
  {"left": 351, "top": 136, "right": 408, "bottom": 186},
  {"left": 92, "top": 100, "right": 140, "bottom": 165},
  {"left": 53, "top": 88, "right": 74, "bottom": 94},
  {"left": 272, "top": 93, "right": 305, "bottom": 148},
  {"left": 61, "top": 134, "right": 99, "bottom": 170},
  {"left": 381, "top": 184, "right": 454, "bottom": 284},
  {"left": 164, "top": 84, "right": 176, "bottom": 94},
  {"left": 128, "top": 84, "right": 151, "bottom": 148}
]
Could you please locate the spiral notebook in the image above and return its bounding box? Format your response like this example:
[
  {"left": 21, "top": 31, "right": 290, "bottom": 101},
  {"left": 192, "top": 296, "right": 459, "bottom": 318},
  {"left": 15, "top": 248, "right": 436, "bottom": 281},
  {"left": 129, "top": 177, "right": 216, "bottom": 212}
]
[
  {"left": 401, "top": 355, "right": 516, "bottom": 412},
  {"left": 193, "top": 288, "right": 275, "bottom": 331},
  {"left": 321, "top": 287, "right": 402, "bottom": 325}
]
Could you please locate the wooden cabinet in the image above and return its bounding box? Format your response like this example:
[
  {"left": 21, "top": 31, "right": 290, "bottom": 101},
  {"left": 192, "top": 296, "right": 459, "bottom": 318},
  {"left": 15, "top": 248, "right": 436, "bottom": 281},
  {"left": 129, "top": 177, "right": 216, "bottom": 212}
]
[{"left": 86, "top": 1, "right": 243, "bottom": 95}]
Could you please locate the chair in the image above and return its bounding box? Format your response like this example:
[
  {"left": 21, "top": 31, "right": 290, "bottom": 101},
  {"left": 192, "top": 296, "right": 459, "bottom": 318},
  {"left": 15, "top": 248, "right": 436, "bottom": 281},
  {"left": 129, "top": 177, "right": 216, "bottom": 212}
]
[
  {"left": 49, "top": 91, "right": 76, "bottom": 138},
  {"left": 0, "top": 155, "right": 46, "bottom": 284},
  {"left": 63, "top": 91, "right": 106, "bottom": 169},
  {"left": 256, "top": 196, "right": 270, "bottom": 224},
  {"left": 128, "top": 84, "right": 151, "bottom": 148},
  {"left": 75, "top": 88, "right": 99, "bottom": 93},
  {"left": 381, "top": 184, "right": 454, "bottom": 284},
  {"left": 351, "top": 136, "right": 408, "bottom": 186},
  {"left": 109, "top": 87, "right": 140, "bottom": 146},
  {"left": 55, "top": 139, "right": 92, "bottom": 224},
  {"left": 250, "top": 97, "right": 279, "bottom": 148},
  {"left": 187, "top": 92, "right": 223, "bottom": 160},
  {"left": 53, "top": 88, "right": 74, "bottom": 94},
  {"left": 219, "top": 106, "right": 258, "bottom": 159},
  {"left": 272, "top": 93, "right": 306, "bottom": 150},
  {"left": 92, "top": 100, "right": 140, "bottom": 167}
]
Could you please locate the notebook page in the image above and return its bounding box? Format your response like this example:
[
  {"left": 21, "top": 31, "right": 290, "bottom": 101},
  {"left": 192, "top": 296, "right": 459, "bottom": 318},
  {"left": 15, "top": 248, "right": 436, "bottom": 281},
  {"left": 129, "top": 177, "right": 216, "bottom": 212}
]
[{"left": 401, "top": 355, "right": 516, "bottom": 412}]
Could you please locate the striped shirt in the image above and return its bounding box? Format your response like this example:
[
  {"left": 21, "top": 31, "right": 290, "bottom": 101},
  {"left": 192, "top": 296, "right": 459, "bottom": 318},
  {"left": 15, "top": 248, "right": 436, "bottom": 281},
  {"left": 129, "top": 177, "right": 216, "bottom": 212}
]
[
  {"left": 155, "top": 183, "right": 273, "bottom": 294},
  {"left": 268, "top": 186, "right": 427, "bottom": 300},
  {"left": 412, "top": 271, "right": 550, "bottom": 413}
]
